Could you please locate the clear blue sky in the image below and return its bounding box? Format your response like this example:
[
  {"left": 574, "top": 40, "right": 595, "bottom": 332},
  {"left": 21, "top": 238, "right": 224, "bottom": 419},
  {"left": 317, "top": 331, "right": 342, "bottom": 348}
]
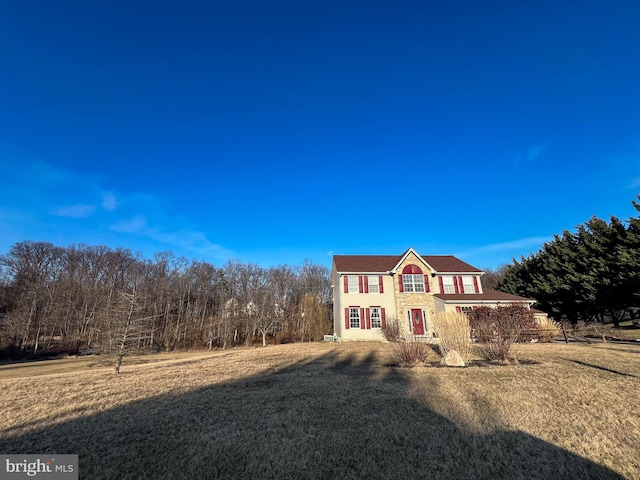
[{"left": 1, "top": 1, "right": 639, "bottom": 270}]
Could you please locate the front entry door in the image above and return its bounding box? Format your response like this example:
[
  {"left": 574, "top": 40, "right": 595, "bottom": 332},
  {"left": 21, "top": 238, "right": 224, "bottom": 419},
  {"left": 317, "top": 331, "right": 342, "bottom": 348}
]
[{"left": 411, "top": 309, "right": 424, "bottom": 335}]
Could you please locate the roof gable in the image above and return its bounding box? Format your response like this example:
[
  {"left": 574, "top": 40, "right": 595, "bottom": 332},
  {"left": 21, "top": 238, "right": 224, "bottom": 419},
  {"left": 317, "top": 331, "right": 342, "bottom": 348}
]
[{"left": 391, "top": 248, "right": 433, "bottom": 273}]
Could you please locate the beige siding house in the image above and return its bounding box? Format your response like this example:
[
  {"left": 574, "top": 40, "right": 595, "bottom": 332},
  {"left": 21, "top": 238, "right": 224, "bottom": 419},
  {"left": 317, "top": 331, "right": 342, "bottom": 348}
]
[{"left": 332, "top": 248, "right": 538, "bottom": 341}]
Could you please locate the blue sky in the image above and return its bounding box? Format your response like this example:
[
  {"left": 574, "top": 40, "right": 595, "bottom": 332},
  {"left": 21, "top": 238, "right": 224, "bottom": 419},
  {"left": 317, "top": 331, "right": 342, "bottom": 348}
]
[{"left": 1, "top": 1, "right": 639, "bottom": 270}]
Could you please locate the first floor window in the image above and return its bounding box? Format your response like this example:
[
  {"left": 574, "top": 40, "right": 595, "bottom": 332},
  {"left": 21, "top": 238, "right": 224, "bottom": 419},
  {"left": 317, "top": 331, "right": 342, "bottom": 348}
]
[
  {"left": 370, "top": 307, "right": 382, "bottom": 328},
  {"left": 460, "top": 306, "right": 473, "bottom": 314},
  {"left": 349, "top": 307, "right": 361, "bottom": 328}
]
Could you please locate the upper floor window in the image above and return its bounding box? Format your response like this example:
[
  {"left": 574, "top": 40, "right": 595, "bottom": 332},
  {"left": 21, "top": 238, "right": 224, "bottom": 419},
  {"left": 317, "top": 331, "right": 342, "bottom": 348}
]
[
  {"left": 401, "top": 264, "right": 426, "bottom": 293},
  {"left": 441, "top": 275, "right": 455, "bottom": 294},
  {"left": 368, "top": 276, "right": 379, "bottom": 293},
  {"left": 343, "top": 275, "right": 384, "bottom": 294},
  {"left": 463, "top": 276, "right": 475, "bottom": 293},
  {"left": 402, "top": 275, "right": 425, "bottom": 292},
  {"left": 347, "top": 275, "right": 359, "bottom": 293}
]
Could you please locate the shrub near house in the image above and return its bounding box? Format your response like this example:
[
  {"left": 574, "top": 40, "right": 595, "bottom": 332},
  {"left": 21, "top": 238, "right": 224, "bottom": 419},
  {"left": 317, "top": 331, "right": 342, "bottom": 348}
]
[{"left": 468, "top": 305, "right": 537, "bottom": 362}]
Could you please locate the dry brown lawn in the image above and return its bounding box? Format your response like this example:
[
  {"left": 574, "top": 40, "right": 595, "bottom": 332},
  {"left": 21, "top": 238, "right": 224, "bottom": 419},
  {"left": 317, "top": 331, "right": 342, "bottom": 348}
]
[{"left": 0, "top": 342, "right": 638, "bottom": 479}]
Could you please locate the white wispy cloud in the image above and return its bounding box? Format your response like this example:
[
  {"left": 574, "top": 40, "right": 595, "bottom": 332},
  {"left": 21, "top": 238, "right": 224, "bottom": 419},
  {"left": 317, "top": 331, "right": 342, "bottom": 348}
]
[
  {"left": 111, "top": 214, "right": 148, "bottom": 233},
  {"left": 101, "top": 192, "right": 118, "bottom": 211},
  {"left": 0, "top": 157, "right": 231, "bottom": 261},
  {"left": 110, "top": 215, "right": 230, "bottom": 259},
  {"left": 527, "top": 145, "right": 544, "bottom": 161},
  {"left": 51, "top": 204, "right": 97, "bottom": 218},
  {"left": 515, "top": 143, "right": 547, "bottom": 165},
  {"left": 456, "top": 236, "right": 550, "bottom": 256}
]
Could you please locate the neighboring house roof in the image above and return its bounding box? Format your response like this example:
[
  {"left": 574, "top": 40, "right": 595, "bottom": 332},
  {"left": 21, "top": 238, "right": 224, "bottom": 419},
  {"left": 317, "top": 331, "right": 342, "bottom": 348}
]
[
  {"left": 433, "top": 288, "right": 533, "bottom": 302},
  {"left": 333, "top": 251, "right": 483, "bottom": 274}
]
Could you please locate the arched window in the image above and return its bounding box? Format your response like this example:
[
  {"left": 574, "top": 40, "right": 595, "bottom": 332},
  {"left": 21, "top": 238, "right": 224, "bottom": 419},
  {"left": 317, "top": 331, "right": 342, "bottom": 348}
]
[{"left": 401, "top": 264, "right": 425, "bottom": 293}]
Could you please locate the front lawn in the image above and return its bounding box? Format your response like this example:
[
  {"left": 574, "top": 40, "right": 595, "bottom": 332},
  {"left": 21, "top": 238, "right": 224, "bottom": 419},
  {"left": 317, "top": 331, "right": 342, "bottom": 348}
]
[{"left": 0, "top": 342, "right": 638, "bottom": 479}]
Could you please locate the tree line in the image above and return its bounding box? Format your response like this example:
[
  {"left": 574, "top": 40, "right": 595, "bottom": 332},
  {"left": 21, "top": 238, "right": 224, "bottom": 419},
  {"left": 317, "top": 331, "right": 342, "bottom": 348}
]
[
  {"left": 0, "top": 241, "right": 332, "bottom": 358},
  {"left": 497, "top": 198, "right": 640, "bottom": 326}
]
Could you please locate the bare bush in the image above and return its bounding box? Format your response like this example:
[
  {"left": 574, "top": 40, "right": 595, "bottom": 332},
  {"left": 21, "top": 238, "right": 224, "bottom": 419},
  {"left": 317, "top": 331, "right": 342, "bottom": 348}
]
[
  {"left": 381, "top": 315, "right": 401, "bottom": 342},
  {"left": 468, "top": 305, "right": 536, "bottom": 363},
  {"left": 388, "top": 339, "right": 438, "bottom": 366},
  {"left": 432, "top": 311, "right": 472, "bottom": 361}
]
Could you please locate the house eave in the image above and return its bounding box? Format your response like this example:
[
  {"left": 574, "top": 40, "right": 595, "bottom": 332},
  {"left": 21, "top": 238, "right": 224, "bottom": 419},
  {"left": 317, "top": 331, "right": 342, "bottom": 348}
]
[{"left": 337, "top": 271, "right": 392, "bottom": 276}]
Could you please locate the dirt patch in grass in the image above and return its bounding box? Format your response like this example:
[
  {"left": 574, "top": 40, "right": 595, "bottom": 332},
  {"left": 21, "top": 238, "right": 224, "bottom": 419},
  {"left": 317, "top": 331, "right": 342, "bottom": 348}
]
[{"left": 0, "top": 342, "right": 638, "bottom": 479}]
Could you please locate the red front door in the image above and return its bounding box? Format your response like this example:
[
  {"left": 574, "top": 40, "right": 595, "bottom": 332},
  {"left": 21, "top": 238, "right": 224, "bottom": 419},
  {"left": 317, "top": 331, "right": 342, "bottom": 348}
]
[{"left": 411, "top": 309, "right": 424, "bottom": 335}]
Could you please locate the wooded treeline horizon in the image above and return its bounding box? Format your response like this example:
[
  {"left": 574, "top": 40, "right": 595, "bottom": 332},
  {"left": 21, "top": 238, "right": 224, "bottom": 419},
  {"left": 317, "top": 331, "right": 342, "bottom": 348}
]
[
  {"left": 0, "top": 241, "right": 332, "bottom": 358},
  {"left": 2, "top": 197, "right": 639, "bottom": 359}
]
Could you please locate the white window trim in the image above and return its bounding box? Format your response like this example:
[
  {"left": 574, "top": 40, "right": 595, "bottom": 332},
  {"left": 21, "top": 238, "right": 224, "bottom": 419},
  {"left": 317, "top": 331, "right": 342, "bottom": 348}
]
[
  {"left": 347, "top": 275, "right": 359, "bottom": 293},
  {"left": 370, "top": 307, "right": 382, "bottom": 328},
  {"left": 402, "top": 274, "right": 425, "bottom": 293},
  {"left": 442, "top": 275, "right": 455, "bottom": 294},
  {"left": 349, "top": 307, "right": 361, "bottom": 328},
  {"left": 462, "top": 276, "right": 474, "bottom": 293}
]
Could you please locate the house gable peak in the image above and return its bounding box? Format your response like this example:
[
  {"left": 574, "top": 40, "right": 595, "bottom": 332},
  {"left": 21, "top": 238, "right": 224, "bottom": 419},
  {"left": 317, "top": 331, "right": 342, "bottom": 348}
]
[{"left": 391, "top": 248, "right": 433, "bottom": 274}]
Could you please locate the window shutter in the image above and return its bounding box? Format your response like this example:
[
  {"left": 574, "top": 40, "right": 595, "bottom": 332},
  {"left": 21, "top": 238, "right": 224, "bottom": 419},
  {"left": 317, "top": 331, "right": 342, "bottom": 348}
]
[
  {"left": 424, "top": 275, "right": 430, "bottom": 292},
  {"left": 360, "top": 308, "right": 365, "bottom": 329},
  {"left": 343, "top": 276, "right": 348, "bottom": 294},
  {"left": 438, "top": 276, "right": 444, "bottom": 293},
  {"left": 378, "top": 276, "right": 384, "bottom": 293},
  {"left": 458, "top": 276, "right": 464, "bottom": 293},
  {"left": 454, "top": 277, "right": 460, "bottom": 294},
  {"left": 381, "top": 308, "right": 386, "bottom": 328},
  {"left": 473, "top": 276, "right": 479, "bottom": 293},
  {"left": 398, "top": 274, "right": 404, "bottom": 292},
  {"left": 358, "top": 276, "right": 364, "bottom": 293},
  {"left": 344, "top": 308, "right": 350, "bottom": 329},
  {"left": 456, "top": 306, "right": 462, "bottom": 313},
  {"left": 364, "top": 276, "right": 369, "bottom": 294},
  {"left": 366, "top": 308, "right": 371, "bottom": 329}
]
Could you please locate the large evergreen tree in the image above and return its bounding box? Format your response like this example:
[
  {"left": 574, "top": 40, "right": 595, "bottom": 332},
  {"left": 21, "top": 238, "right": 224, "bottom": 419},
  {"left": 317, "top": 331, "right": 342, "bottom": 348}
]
[{"left": 498, "top": 197, "right": 640, "bottom": 325}]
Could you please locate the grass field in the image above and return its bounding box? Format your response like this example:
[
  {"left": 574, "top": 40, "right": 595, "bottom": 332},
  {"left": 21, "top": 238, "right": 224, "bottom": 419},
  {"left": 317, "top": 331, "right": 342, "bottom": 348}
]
[{"left": 1, "top": 342, "right": 639, "bottom": 479}]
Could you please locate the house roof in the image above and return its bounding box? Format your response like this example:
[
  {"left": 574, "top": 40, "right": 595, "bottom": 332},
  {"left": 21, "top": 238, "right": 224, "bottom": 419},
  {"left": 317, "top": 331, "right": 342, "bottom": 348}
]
[
  {"left": 333, "top": 255, "right": 400, "bottom": 273},
  {"left": 333, "top": 252, "right": 483, "bottom": 274},
  {"left": 433, "top": 288, "right": 533, "bottom": 302},
  {"left": 422, "top": 256, "right": 482, "bottom": 273}
]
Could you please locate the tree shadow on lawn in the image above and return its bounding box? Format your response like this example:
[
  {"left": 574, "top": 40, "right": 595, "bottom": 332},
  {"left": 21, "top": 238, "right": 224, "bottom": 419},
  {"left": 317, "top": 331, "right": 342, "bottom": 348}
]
[{"left": 0, "top": 350, "right": 623, "bottom": 480}]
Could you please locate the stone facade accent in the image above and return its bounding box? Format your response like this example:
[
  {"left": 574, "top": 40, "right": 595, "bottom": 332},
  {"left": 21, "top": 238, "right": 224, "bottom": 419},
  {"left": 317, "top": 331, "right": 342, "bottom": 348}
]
[{"left": 394, "top": 251, "right": 437, "bottom": 338}]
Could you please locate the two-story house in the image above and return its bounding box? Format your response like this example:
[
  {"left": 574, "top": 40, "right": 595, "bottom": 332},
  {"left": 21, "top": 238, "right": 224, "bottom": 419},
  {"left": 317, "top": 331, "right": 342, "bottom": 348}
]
[{"left": 332, "top": 248, "right": 538, "bottom": 341}]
